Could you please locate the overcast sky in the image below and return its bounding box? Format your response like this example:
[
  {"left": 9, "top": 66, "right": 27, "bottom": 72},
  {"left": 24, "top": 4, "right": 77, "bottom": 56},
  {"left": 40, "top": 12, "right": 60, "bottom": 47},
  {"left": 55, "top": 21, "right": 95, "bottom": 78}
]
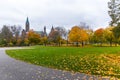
[{"left": 0, "top": 0, "right": 111, "bottom": 32}]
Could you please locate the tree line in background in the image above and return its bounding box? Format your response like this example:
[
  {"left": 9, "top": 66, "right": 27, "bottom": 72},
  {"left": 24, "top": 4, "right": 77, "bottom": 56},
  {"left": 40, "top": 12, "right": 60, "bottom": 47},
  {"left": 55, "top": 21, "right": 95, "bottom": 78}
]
[
  {"left": 0, "top": 0, "right": 119, "bottom": 47},
  {"left": 0, "top": 24, "right": 119, "bottom": 47},
  {"left": 0, "top": 25, "right": 68, "bottom": 47}
]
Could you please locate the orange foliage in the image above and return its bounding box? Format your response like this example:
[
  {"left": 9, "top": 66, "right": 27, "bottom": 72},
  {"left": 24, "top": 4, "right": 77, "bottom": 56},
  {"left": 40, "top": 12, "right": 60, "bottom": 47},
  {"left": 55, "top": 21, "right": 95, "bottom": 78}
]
[
  {"left": 27, "top": 30, "right": 41, "bottom": 44},
  {"left": 68, "top": 26, "right": 88, "bottom": 42},
  {"left": 95, "top": 28, "right": 104, "bottom": 37}
]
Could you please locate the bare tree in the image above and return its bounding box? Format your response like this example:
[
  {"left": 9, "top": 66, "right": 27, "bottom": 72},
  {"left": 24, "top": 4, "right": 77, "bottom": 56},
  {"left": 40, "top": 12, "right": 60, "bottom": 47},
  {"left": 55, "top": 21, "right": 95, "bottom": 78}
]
[
  {"left": 0, "top": 25, "right": 13, "bottom": 45},
  {"left": 48, "top": 30, "right": 60, "bottom": 45},
  {"left": 11, "top": 25, "right": 22, "bottom": 41},
  {"left": 55, "top": 26, "right": 67, "bottom": 39}
]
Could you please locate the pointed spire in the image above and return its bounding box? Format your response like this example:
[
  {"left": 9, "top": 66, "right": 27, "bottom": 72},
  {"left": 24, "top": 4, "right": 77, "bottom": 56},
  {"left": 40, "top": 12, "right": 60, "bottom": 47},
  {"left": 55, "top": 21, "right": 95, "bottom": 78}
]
[
  {"left": 44, "top": 26, "right": 46, "bottom": 33},
  {"left": 26, "top": 17, "right": 29, "bottom": 24},
  {"left": 44, "top": 26, "right": 47, "bottom": 37},
  {"left": 51, "top": 25, "right": 54, "bottom": 31},
  {"left": 26, "top": 17, "right": 30, "bottom": 32},
  {"left": 44, "top": 26, "right": 46, "bottom": 31}
]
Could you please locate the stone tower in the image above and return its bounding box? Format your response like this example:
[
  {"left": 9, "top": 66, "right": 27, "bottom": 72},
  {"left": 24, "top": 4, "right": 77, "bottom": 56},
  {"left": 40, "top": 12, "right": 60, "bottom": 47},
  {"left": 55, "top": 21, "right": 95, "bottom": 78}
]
[
  {"left": 44, "top": 26, "right": 47, "bottom": 36},
  {"left": 49, "top": 26, "right": 54, "bottom": 37},
  {"left": 51, "top": 26, "right": 54, "bottom": 32},
  {"left": 25, "top": 17, "right": 30, "bottom": 32}
]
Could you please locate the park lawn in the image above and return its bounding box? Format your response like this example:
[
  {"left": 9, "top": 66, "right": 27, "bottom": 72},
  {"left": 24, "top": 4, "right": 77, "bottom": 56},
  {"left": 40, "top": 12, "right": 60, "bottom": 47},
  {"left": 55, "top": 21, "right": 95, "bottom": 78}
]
[{"left": 6, "top": 46, "right": 120, "bottom": 78}]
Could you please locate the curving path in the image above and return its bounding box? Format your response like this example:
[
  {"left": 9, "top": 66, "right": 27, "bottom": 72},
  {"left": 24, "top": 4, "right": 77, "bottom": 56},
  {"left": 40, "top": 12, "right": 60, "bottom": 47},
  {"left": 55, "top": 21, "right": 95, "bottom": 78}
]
[{"left": 0, "top": 47, "right": 110, "bottom": 80}]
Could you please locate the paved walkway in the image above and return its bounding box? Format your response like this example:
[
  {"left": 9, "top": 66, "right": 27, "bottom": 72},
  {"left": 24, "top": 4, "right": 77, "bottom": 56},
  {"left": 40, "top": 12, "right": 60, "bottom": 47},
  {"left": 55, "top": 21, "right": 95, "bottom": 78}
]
[{"left": 0, "top": 47, "right": 110, "bottom": 80}]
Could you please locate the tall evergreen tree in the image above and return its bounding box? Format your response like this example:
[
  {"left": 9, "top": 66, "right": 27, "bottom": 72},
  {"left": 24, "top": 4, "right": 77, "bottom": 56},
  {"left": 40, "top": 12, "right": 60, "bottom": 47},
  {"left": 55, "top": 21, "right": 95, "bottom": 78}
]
[
  {"left": 108, "top": 0, "right": 120, "bottom": 45},
  {"left": 108, "top": 0, "right": 120, "bottom": 26}
]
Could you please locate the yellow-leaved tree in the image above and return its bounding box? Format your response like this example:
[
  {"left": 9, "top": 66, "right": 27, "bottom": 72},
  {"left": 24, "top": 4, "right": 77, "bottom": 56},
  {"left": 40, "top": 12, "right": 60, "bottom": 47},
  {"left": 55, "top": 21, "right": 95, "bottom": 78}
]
[
  {"left": 27, "top": 30, "right": 41, "bottom": 45},
  {"left": 104, "top": 26, "right": 114, "bottom": 46},
  {"left": 68, "top": 26, "right": 88, "bottom": 47}
]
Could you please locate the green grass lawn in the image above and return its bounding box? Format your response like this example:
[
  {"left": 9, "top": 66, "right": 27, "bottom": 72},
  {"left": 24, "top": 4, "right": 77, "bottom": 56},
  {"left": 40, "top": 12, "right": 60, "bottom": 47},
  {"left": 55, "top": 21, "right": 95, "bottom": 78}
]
[{"left": 6, "top": 46, "right": 120, "bottom": 78}]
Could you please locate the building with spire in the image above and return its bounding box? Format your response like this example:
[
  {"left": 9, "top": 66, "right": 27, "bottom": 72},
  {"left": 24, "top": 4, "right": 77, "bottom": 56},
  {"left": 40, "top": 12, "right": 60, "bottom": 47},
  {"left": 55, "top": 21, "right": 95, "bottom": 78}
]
[
  {"left": 35, "top": 26, "right": 47, "bottom": 37},
  {"left": 49, "top": 26, "right": 54, "bottom": 36},
  {"left": 43, "top": 26, "right": 47, "bottom": 37},
  {"left": 25, "top": 17, "right": 30, "bottom": 32},
  {"left": 21, "top": 17, "right": 30, "bottom": 40},
  {"left": 51, "top": 26, "right": 54, "bottom": 32}
]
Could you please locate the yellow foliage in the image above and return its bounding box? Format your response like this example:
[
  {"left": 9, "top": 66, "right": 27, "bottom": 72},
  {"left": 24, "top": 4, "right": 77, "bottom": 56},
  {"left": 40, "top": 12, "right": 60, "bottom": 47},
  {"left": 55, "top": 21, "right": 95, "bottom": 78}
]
[
  {"left": 104, "top": 26, "right": 114, "bottom": 40},
  {"left": 68, "top": 26, "right": 88, "bottom": 42},
  {"left": 27, "top": 30, "right": 41, "bottom": 44}
]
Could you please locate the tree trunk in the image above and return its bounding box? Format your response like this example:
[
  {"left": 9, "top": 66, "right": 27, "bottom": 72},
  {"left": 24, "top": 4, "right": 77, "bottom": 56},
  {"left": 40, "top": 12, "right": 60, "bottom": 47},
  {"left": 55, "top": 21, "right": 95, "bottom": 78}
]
[
  {"left": 59, "top": 42, "right": 60, "bottom": 47},
  {"left": 110, "top": 41, "right": 112, "bottom": 47},
  {"left": 115, "top": 39, "right": 118, "bottom": 46},
  {"left": 66, "top": 40, "right": 68, "bottom": 46},
  {"left": 115, "top": 43, "right": 117, "bottom": 46},
  {"left": 100, "top": 42, "right": 102, "bottom": 47},
  {"left": 76, "top": 42, "right": 78, "bottom": 47},
  {"left": 82, "top": 41, "right": 84, "bottom": 47},
  {"left": 44, "top": 42, "right": 46, "bottom": 46}
]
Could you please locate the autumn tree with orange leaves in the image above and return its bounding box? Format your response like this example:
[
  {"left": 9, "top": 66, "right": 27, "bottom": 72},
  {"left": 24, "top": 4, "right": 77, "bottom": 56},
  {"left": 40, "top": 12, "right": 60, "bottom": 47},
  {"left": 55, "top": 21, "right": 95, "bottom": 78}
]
[
  {"left": 68, "top": 26, "right": 88, "bottom": 47},
  {"left": 94, "top": 28, "right": 105, "bottom": 46},
  {"left": 27, "top": 30, "right": 41, "bottom": 45}
]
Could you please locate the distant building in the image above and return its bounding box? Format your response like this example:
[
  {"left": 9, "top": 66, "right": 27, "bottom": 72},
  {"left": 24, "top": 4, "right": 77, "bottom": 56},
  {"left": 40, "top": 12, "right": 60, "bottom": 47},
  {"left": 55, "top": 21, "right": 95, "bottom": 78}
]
[
  {"left": 21, "top": 17, "right": 30, "bottom": 39},
  {"left": 25, "top": 17, "right": 30, "bottom": 32},
  {"left": 49, "top": 26, "right": 54, "bottom": 37},
  {"left": 43, "top": 26, "right": 47, "bottom": 37},
  {"left": 21, "top": 29, "right": 26, "bottom": 40},
  {"left": 22, "top": 17, "right": 60, "bottom": 39},
  {"left": 35, "top": 26, "right": 47, "bottom": 37}
]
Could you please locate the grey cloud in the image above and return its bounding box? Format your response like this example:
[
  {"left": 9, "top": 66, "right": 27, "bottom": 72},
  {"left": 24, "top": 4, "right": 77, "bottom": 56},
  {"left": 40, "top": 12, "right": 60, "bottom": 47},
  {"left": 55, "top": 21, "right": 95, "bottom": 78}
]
[{"left": 0, "top": 0, "right": 111, "bottom": 31}]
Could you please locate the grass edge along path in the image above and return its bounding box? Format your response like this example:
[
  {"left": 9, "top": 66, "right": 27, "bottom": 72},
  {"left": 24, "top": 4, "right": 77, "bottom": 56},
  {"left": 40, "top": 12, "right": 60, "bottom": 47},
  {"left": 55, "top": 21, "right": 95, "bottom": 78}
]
[{"left": 6, "top": 46, "right": 120, "bottom": 79}]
